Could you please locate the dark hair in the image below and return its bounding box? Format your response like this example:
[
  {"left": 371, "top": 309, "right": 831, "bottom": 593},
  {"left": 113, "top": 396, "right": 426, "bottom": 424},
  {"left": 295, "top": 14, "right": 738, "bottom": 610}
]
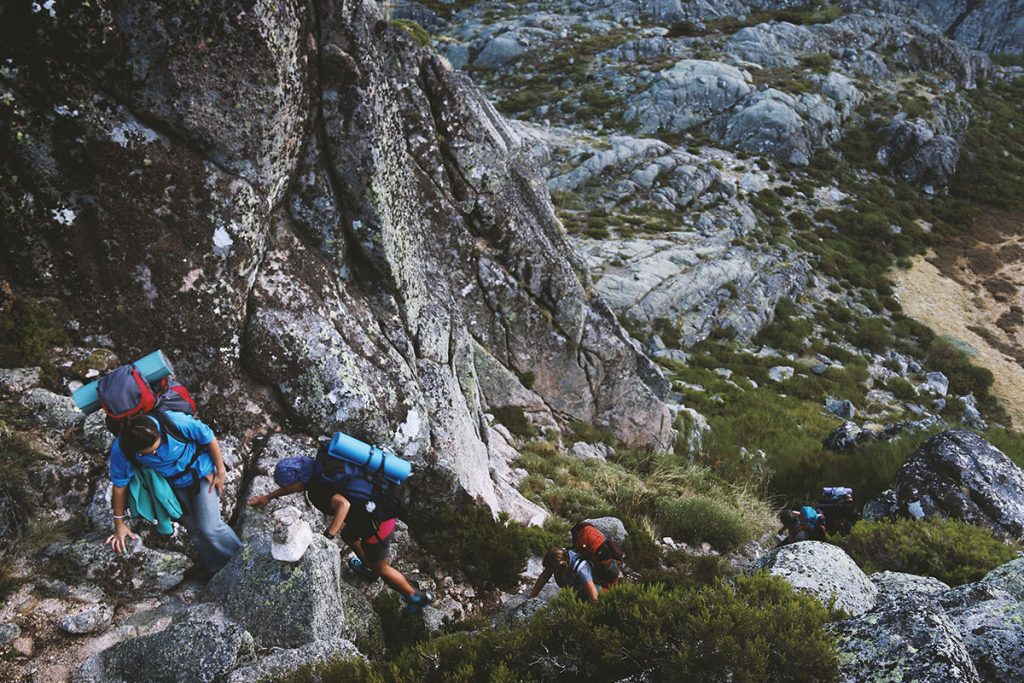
[
  {"left": 119, "top": 416, "right": 160, "bottom": 455},
  {"left": 778, "top": 510, "right": 800, "bottom": 531},
  {"left": 543, "top": 547, "right": 571, "bottom": 579}
]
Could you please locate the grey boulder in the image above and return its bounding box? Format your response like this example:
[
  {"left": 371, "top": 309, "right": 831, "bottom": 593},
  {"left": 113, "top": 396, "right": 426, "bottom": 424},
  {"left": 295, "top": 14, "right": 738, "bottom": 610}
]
[
  {"left": 74, "top": 610, "right": 255, "bottom": 683},
  {"left": 226, "top": 638, "right": 363, "bottom": 683},
  {"left": 749, "top": 541, "right": 877, "bottom": 616},
  {"left": 59, "top": 604, "right": 114, "bottom": 636},
  {"left": 46, "top": 534, "right": 192, "bottom": 599},
  {"left": 866, "top": 431, "right": 1024, "bottom": 540},
  {"left": 205, "top": 534, "right": 382, "bottom": 654},
  {"left": 19, "top": 388, "right": 84, "bottom": 430},
  {"left": 830, "top": 602, "right": 980, "bottom": 683}
]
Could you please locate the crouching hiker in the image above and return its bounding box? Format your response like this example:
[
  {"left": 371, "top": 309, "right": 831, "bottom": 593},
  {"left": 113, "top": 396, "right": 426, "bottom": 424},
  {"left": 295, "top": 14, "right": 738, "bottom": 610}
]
[
  {"left": 530, "top": 547, "right": 600, "bottom": 602},
  {"left": 248, "top": 440, "right": 433, "bottom": 615},
  {"left": 777, "top": 505, "right": 827, "bottom": 547},
  {"left": 105, "top": 412, "right": 242, "bottom": 573}
]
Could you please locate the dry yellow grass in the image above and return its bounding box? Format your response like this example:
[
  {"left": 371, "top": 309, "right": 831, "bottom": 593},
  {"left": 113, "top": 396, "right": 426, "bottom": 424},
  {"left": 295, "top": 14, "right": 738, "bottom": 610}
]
[{"left": 894, "top": 253, "right": 1024, "bottom": 426}]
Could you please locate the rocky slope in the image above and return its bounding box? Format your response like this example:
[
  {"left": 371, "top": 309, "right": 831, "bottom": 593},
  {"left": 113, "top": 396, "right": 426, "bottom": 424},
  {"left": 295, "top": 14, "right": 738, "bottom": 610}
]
[
  {"left": 0, "top": 0, "right": 673, "bottom": 523},
  {"left": 2, "top": 0, "right": 1024, "bottom": 680}
]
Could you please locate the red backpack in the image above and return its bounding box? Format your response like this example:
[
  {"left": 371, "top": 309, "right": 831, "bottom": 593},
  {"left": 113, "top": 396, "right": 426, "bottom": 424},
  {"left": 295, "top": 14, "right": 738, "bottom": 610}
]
[
  {"left": 571, "top": 521, "right": 624, "bottom": 589},
  {"left": 97, "top": 364, "right": 197, "bottom": 435}
]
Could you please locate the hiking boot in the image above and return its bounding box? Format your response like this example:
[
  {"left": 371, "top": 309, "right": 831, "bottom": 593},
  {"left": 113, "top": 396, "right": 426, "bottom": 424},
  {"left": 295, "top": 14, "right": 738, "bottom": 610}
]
[
  {"left": 347, "top": 556, "right": 377, "bottom": 581},
  {"left": 402, "top": 590, "right": 434, "bottom": 616}
]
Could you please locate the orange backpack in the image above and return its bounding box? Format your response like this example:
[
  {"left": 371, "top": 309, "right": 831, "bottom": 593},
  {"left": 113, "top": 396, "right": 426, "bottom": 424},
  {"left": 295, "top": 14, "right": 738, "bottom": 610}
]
[{"left": 571, "top": 521, "right": 624, "bottom": 589}]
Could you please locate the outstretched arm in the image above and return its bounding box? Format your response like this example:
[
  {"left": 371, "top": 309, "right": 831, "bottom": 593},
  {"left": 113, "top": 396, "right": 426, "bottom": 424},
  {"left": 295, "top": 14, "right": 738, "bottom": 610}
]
[
  {"left": 248, "top": 482, "right": 305, "bottom": 507},
  {"left": 530, "top": 567, "right": 553, "bottom": 598},
  {"left": 581, "top": 580, "right": 599, "bottom": 602},
  {"left": 105, "top": 485, "right": 139, "bottom": 554}
]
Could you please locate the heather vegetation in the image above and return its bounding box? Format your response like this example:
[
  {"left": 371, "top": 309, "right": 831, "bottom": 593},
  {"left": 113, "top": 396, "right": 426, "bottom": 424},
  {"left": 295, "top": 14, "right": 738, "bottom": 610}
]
[{"left": 284, "top": 575, "right": 839, "bottom": 683}]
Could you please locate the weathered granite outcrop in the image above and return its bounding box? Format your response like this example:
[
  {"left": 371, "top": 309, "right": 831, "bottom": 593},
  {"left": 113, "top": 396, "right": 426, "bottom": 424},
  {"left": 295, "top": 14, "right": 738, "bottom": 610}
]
[
  {"left": 205, "top": 534, "right": 383, "bottom": 654},
  {"left": 74, "top": 609, "right": 256, "bottom": 683},
  {"left": 866, "top": 430, "right": 1024, "bottom": 541},
  {"left": 0, "top": 0, "right": 673, "bottom": 521},
  {"left": 748, "top": 541, "right": 878, "bottom": 616}
]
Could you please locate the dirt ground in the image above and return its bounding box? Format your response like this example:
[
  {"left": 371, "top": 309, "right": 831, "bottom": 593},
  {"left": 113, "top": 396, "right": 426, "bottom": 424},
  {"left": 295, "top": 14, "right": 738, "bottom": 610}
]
[{"left": 893, "top": 210, "right": 1024, "bottom": 426}]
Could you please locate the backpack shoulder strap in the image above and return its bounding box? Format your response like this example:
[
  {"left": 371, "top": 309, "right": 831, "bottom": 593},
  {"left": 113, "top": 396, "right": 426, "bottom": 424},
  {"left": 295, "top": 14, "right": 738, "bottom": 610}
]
[{"left": 149, "top": 409, "right": 192, "bottom": 444}]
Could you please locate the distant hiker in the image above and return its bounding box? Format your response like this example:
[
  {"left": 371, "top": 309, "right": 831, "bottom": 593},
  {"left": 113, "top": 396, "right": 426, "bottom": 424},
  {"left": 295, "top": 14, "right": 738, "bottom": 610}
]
[
  {"left": 530, "top": 547, "right": 600, "bottom": 602},
  {"left": 248, "top": 440, "right": 433, "bottom": 615},
  {"left": 777, "top": 505, "right": 827, "bottom": 547},
  {"left": 570, "top": 521, "right": 623, "bottom": 591},
  {"left": 816, "top": 486, "right": 858, "bottom": 536},
  {"left": 105, "top": 412, "right": 242, "bottom": 573}
]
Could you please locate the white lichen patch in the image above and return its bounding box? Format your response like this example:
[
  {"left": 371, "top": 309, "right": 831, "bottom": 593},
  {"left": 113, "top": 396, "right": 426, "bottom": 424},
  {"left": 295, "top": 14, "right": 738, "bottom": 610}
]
[
  {"left": 109, "top": 119, "right": 160, "bottom": 148},
  {"left": 51, "top": 207, "right": 75, "bottom": 225},
  {"left": 179, "top": 268, "right": 203, "bottom": 293},
  {"left": 32, "top": 0, "right": 56, "bottom": 18},
  {"left": 133, "top": 264, "right": 159, "bottom": 304},
  {"left": 53, "top": 104, "right": 80, "bottom": 118},
  {"left": 213, "top": 227, "right": 234, "bottom": 253}
]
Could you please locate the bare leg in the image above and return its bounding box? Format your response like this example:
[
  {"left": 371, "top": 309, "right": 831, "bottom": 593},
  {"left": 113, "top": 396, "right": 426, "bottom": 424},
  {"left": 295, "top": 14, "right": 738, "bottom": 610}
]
[{"left": 369, "top": 559, "right": 416, "bottom": 596}]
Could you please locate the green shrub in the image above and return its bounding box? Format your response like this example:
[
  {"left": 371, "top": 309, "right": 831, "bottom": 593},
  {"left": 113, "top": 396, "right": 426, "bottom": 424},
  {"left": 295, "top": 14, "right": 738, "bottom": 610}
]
[
  {"left": 0, "top": 296, "right": 70, "bottom": 369},
  {"left": 926, "top": 339, "right": 994, "bottom": 398},
  {"left": 884, "top": 376, "right": 918, "bottom": 402},
  {"left": 849, "top": 317, "right": 893, "bottom": 353},
  {"left": 290, "top": 576, "right": 838, "bottom": 683},
  {"left": 373, "top": 591, "right": 429, "bottom": 656},
  {"left": 413, "top": 507, "right": 528, "bottom": 590},
  {"left": 658, "top": 496, "right": 750, "bottom": 552},
  {"left": 838, "top": 518, "right": 1019, "bottom": 585},
  {"left": 390, "top": 19, "right": 431, "bottom": 47},
  {"left": 490, "top": 405, "right": 539, "bottom": 439}
]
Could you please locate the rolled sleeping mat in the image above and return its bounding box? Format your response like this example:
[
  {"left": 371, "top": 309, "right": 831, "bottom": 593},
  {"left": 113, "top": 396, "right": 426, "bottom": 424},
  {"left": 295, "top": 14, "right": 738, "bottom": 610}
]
[
  {"left": 327, "top": 431, "right": 412, "bottom": 485},
  {"left": 72, "top": 349, "right": 175, "bottom": 414}
]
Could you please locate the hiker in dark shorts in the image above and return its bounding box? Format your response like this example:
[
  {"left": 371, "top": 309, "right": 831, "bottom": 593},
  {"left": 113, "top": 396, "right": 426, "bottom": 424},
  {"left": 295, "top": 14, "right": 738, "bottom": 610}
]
[{"left": 249, "top": 458, "right": 433, "bottom": 614}]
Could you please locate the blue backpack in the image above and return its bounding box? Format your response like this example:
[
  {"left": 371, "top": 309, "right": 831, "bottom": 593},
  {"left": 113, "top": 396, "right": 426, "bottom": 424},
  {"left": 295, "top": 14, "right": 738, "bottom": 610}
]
[
  {"left": 313, "top": 441, "right": 404, "bottom": 522},
  {"left": 800, "top": 506, "right": 826, "bottom": 534}
]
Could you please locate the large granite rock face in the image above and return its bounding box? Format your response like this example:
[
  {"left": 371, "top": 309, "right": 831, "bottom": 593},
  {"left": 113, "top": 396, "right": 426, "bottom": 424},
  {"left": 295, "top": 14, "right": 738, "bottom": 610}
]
[
  {"left": 0, "top": 0, "right": 672, "bottom": 518},
  {"left": 829, "top": 555, "right": 1024, "bottom": 683},
  {"left": 867, "top": 430, "right": 1024, "bottom": 540},
  {"left": 205, "top": 534, "right": 382, "bottom": 654},
  {"left": 893, "top": 0, "right": 1024, "bottom": 56},
  {"left": 74, "top": 609, "right": 256, "bottom": 683},
  {"left": 749, "top": 541, "right": 878, "bottom": 616},
  {"left": 878, "top": 116, "right": 960, "bottom": 191},
  {"left": 624, "top": 60, "right": 754, "bottom": 133}
]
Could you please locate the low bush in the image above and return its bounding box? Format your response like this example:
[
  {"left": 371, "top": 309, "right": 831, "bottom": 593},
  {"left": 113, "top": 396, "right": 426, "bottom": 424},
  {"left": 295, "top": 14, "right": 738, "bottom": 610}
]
[
  {"left": 838, "top": 518, "right": 1018, "bottom": 585},
  {"left": 658, "top": 496, "right": 750, "bottom": 552},
  {"left": 287, "top": 575, "right": 838, "bottom": 683},
  {"left": 490, "top": 405, "right": 539, "bottom": 439},
  {"left": 413, "top": 506, "right": 528, "bottom": 590}
]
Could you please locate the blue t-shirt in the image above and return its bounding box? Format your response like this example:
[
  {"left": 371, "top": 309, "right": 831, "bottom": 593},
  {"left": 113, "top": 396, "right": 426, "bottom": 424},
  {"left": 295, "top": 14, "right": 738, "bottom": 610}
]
[
  {"left": 109, "top": 411, "right": 215, "bottom": 488},
  {"left": 555, "top": 550, "right": 595, "bottom": 598}
]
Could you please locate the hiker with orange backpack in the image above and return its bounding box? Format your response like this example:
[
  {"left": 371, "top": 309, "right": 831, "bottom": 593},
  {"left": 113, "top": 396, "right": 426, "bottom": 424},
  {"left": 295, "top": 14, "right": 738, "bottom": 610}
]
[
  {"left": 530, "top": 547, "right": 600, "bottom": 602},
  {"left": 529, "top": 521, "right": 624, "bottom": 601}
]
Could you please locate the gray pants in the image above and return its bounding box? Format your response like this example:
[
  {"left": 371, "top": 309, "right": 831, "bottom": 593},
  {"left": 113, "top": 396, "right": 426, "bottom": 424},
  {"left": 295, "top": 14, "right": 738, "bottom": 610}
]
[{"left": 176, "top": 482, "right": 242, "bottom": 573}]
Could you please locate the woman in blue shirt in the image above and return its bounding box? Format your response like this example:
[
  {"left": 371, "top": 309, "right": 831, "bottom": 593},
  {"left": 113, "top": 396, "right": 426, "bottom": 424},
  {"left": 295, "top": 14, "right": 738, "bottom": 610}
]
[
  {"left": 529, "top": 547, "right": 600, "bottom": 602},
  {"left": 105, "top": 412, "right": 241, "bottom": 573}
]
